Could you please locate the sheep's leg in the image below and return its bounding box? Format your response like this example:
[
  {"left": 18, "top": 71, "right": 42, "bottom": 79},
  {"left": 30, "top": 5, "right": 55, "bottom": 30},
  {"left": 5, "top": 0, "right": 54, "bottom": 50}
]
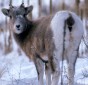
[
  {"left": 34, "top": 56, "right": 44, "bottom": 85},
  {"left": 51, "top": 57, "right": 60, "bottom": 85},
  {"left": 45, "top": 63, "right": 51, "bottom": 85},
  {"left": 67, "top": 50, "right": 78, "bottom": 85}
]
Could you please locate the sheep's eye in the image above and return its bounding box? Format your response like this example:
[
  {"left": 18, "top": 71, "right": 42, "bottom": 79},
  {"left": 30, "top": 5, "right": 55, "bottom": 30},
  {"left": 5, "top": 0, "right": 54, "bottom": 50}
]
[
  {"left": 10, "top": 15, "right": 12, "bottom": 18},
  {"left": 23, "top": 14, "right": 26, "bottom": 17}
]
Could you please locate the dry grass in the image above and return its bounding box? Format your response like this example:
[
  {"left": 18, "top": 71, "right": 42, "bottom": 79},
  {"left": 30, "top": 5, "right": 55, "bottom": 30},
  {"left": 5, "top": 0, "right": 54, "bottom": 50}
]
[{"left": 0, "top": 67, "right": 6, "bottom": 78}]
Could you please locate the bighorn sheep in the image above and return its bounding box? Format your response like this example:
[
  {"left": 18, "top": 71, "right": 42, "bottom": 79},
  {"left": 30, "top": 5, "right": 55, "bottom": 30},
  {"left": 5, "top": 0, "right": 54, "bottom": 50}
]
[{"left": 2, "top": 3, "right": 83, "bottom": 85}]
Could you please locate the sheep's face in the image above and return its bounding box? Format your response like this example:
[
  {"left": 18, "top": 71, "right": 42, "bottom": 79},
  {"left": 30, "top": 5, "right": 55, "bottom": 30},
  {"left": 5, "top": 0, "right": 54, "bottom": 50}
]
[{"left": 2, "top": 4, "right": 33, "bottom": 34}]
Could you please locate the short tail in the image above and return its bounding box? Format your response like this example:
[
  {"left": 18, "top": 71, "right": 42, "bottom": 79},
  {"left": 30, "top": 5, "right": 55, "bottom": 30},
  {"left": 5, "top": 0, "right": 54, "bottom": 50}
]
[{"left": 66, "top": 13, "right": 75, "bottom": 32}]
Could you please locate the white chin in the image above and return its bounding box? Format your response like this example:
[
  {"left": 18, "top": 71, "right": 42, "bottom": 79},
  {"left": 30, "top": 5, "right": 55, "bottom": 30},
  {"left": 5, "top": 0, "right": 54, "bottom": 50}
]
[{"left": 14, "top": 30, "right": 23, "bottom": 34}]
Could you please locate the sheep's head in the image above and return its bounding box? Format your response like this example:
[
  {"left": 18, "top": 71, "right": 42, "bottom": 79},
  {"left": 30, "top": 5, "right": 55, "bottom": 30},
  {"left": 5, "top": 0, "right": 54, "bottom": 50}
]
[{"left": 2, "top": 3, "right": 33, "bottom": 34}]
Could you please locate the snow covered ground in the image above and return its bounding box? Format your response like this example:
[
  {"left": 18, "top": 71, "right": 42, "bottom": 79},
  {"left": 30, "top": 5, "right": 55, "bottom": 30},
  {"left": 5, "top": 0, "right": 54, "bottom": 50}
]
[
  {"left": 0, "top": 50, "right": 38, "bottom": 85},
  {"left": 0, "top": 48, "right": 88, "bottom": 85}
]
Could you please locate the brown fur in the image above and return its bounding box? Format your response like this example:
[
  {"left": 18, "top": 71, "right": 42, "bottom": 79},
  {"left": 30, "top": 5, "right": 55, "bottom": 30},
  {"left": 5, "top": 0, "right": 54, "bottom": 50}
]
[{"left": 13, "top": 15, "right": 55, "bottom": 64}]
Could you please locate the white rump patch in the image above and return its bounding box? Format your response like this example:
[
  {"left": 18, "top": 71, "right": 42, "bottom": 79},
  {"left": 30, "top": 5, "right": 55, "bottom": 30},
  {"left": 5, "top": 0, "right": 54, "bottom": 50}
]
[{"left": 51, "top": 11, "right": 84, "bottom": 60}]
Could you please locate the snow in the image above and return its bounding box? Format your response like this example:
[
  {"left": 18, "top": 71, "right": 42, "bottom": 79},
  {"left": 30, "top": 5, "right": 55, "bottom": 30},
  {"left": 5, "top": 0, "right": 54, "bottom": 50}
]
[
  {"left": 0, "top": 50, "right": 38, "bottom": 85},
  {"left": 75, "top": 58, "right": 88, "bottom": 85}
]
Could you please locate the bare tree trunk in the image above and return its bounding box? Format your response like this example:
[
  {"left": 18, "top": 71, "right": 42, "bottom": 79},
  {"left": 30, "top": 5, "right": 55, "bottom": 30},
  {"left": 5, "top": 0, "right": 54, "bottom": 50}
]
[
  {"left": 75, "top": 0, "right": 80, "bottom": 15},
  {"left": 38, "top": 0, "right": 42, "bottom": 17},
  {"left": 81, "top": 0, "right": 88, "bottom": 54},
  {"left": 81, "top": 9, "right": 83, "bottom": 20},
  {"left": 9, "top": 0, "right": 12, "bottom": 6},
  {"left": 27, "top": 0, "right": 32, "bottom": 19},
  {"left": 62, "top": 0, "right": 65, "bottom": 10},
  {"left": 8, "top": 22, "right": 12, "bottom": 53},
  {"left": 0, "top": 0, "right": 6, "bottom": 54},
  {"left": 50, "top": 0, "right": 52, "bottom": 14},
  {"left": 85, "top": 0, "right": 88, "bottom": 18},
  {"left": 4, "top": 0, "right": 13, "bottom": 54},
  {"left": 27, "top": 0, "right": 29, "bottom": 5},
  {"left": 4, "top": 17, "right": 8, "bottom": 54},
  {"left": 84, "top": 0, "right": 88, "bottom": 36}
]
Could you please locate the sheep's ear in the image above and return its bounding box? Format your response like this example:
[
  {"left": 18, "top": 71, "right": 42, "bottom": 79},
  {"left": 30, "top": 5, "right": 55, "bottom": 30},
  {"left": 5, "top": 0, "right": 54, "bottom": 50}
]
[
  {"left": 2, "top": 8, "right": 10, "bottom": 17},
  {"left": 25, "top": 5, "right": 33, "bottom": 15}
]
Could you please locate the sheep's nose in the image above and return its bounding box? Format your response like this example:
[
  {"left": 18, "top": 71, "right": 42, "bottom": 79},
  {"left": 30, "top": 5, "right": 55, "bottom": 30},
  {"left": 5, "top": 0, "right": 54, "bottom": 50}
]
[{"left": 16, "top": 25, "right": 20, "bottom": 28}]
